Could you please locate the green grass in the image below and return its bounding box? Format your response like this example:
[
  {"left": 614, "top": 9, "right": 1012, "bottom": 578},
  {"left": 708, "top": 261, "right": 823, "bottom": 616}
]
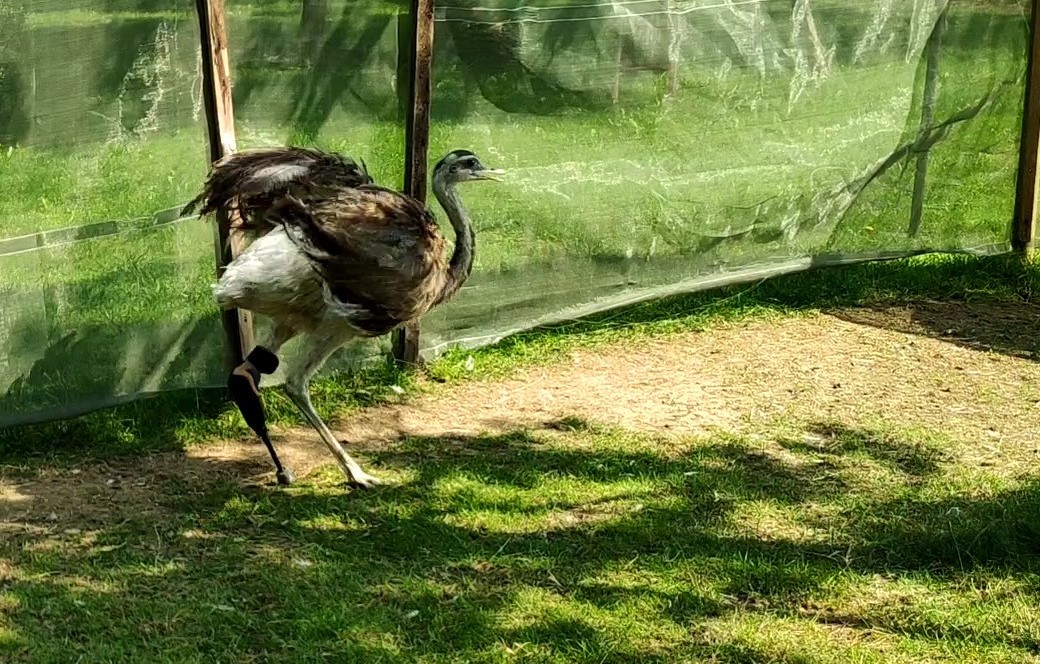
[{"left": 3, "top": 416, "right": 1039, "bottom": 662}]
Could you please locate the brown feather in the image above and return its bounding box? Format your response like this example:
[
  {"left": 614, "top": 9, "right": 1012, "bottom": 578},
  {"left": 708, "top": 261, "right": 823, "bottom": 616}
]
[
  {"left": 182, "top": 146, "right": 372, "bottom": 233},
  {"left": 264, "top": 186, "right": 449, "bottom": 336},
  {"left": 189, "top": 146, "right": 480, "bottom": 337}
]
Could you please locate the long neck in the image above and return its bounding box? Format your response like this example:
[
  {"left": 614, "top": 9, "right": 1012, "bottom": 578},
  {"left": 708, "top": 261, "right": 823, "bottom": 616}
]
[{"left": 433, "top": 177, "right": 474, "bottom": 303}]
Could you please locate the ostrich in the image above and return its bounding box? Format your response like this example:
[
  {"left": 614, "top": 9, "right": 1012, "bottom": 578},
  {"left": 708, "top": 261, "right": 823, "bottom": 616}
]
[{"left": 183, "top": 146, "right": 503, "bottom": 487}]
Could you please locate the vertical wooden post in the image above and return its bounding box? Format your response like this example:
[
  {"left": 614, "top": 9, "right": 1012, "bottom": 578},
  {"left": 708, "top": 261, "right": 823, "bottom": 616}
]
[
  {"left": 908, "top": 6, "right": 947, "bottom": 238},
  {"left": 195, "top": 0, "right": 255, "bottom": 368},
  {"left": 1014, "top": 0, "right": 1040, "bottom": 254},
  {"left": 392, "top": 0, "right": 435, "bottom": 366}
]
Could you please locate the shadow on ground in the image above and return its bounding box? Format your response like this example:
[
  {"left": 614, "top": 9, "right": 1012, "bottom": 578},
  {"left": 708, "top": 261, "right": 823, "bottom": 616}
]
[
  {"left": 828, "top": 299, "right": 1040, "bottom": 361},
  {"left": 2, "top": 419, "right": 1039, "bottom": 661}
]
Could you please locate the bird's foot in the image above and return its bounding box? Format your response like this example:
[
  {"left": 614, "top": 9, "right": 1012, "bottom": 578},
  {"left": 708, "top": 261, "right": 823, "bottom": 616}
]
[
  {"left": 276, "top": 467, "right": 297, "bottom": 486},
  {"left": 345, "top": 466, "right": 388, "bottom": 490}
]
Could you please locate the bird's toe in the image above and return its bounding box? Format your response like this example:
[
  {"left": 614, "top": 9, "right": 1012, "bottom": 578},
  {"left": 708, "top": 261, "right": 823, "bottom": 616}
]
[{"left": 349, "top": 469, "right": 388, "bottom": 489}]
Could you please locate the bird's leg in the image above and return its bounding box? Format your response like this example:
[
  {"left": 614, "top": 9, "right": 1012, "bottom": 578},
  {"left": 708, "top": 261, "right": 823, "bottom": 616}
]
[
  {"left": 283, "top": 331, "right": 384, "bottom": 489},
  {"left": 228, "top": 323, "right": 299, "bottom": 485}
]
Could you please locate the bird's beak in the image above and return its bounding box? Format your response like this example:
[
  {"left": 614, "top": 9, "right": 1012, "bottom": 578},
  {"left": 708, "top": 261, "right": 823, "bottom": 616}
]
[{"left": 475, "top": 168, "right": 505, "bottom": 182}]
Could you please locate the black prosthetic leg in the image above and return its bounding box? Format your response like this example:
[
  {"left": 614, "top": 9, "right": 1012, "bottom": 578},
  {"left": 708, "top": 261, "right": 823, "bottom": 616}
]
[{"left": 227, "top": 346, "right": 295, "bottom": 485}]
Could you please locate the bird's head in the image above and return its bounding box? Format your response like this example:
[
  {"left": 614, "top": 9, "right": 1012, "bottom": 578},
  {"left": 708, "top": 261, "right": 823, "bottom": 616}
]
[{"left": 433, "top": 150, "right": 504, "bottom": 186}]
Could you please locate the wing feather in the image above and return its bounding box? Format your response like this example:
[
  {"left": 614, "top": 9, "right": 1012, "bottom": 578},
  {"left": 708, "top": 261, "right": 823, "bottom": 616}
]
[
  {"left": 243, "top": 163, "right": 313, "bottom": 191},
  {"left": 181, "top": 146, "right": 372, "bottom": 229},
  {"left": 262, "top": 188, "right": 448, "bottom": 335}
]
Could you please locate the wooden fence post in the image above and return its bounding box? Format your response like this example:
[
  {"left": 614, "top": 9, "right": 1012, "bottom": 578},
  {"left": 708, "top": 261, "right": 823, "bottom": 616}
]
[
  {"left": 1014, "top": 0, "right": 1040, "bottom": 254},
  {"left": 195, "top": 0, "right": 255, "bottom": 368},
  {"left": 392, "top": 0, "right": 435, "bottom": 366}
]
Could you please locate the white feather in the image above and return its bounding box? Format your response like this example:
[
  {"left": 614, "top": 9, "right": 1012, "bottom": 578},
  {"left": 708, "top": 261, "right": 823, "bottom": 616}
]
[
  {"left": 245, "top": 163, "right": 312, "bottom": 190},
  {"left": 214, "top": 228, "right": 368, "bottom": 334}
]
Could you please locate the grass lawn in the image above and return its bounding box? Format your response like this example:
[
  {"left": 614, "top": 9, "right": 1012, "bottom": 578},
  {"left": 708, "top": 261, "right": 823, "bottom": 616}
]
[{"left": 3, "top": 420, "right": 1040, "bottom": 662}]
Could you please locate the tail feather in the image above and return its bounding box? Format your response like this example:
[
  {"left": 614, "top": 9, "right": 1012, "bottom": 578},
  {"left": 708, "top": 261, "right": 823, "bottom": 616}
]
[{"left": 181, "top": 146, "right": 372, "bottom": 225}]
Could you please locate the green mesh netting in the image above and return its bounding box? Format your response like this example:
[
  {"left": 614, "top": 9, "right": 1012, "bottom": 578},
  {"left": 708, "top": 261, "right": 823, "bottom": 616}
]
[
  {"left": 0, "top": 0, "right": 222, "bottom": 427},
  {"left": 0, "top": 0, "right": 1029, "bottom": 426},
  {"left": 417, "top": 0, "right": 1027, "bottom": 353}
]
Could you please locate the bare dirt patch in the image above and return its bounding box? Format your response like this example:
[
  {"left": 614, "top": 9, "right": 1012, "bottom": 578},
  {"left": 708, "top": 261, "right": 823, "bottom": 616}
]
[{"left": 4, "top": 300, "right": 1040, "bottom": 529}]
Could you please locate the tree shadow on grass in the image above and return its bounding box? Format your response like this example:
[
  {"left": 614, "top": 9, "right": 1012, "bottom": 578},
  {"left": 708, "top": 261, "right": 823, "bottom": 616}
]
[
  {"left": 2, "top": 422, "right": 1039, "bottom": 661},
  {"left": 779, "top": 421, "right": 947, "bottom": 480}
]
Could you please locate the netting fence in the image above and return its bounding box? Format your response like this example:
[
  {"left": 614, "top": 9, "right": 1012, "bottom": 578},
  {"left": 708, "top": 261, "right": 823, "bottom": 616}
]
[{"left": 0, "top": 0, "right": 1032, "bottom": 427}]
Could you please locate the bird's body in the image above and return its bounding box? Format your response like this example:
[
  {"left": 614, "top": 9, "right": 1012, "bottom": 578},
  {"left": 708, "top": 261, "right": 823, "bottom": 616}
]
[
  {"left": 213, "top": 227, "right": 332, "bottom": 333},
  {"left": 213, "top": 186, "right": 448, "bottom": 338},
  {"left": 185, "top": 145, "right": 502, "bottom": 487}
]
